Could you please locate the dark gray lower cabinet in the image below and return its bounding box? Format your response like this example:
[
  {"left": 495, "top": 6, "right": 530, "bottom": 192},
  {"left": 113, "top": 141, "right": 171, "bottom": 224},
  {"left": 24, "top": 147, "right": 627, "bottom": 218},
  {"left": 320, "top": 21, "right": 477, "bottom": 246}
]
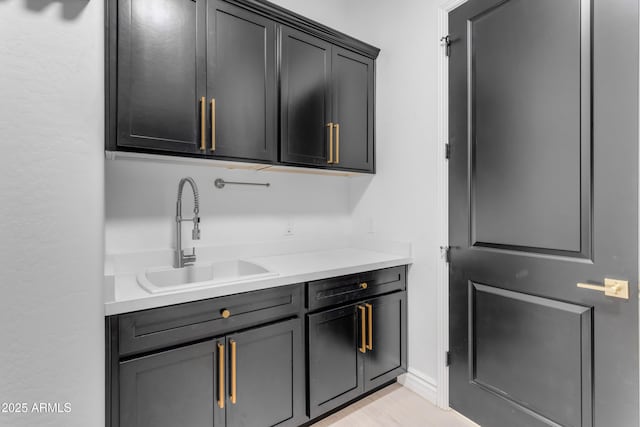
[
  {"left": 307, "top": 291, "right": 407, "bottom": 418},
  {"left": 119, "top": 340, "right": 222, "bottom": 427},
  {"left": 118, "top": 318, "right": 303, "bottom": 427},
  {"left": 226, "top": 319, "right": 304, "bottom": 427}
]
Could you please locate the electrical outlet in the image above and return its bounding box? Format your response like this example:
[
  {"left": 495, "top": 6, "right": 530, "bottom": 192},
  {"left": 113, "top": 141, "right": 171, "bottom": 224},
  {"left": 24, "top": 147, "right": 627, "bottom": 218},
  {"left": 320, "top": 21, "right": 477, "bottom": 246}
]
[{"left": 285, "top": 218, "right": 295, "bottom": 236}]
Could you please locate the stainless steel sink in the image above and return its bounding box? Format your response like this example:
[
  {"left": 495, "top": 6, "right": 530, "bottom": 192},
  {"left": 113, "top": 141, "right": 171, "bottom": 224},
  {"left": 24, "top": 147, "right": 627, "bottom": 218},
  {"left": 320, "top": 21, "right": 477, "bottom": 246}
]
[{"left": 137, "top": 260, "right": 278, "bottom": 294}]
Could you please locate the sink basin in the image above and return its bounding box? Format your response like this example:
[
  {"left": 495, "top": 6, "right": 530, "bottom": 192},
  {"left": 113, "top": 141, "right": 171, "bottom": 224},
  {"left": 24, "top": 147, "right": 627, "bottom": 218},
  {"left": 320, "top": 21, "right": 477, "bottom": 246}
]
[{"left": 137, "top": 260, "right": 278, "bottom": 294}]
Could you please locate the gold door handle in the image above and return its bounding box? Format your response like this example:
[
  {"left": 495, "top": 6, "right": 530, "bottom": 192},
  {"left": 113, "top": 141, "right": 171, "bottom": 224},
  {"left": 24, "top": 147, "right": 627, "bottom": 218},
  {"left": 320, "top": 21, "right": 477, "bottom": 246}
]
[
  {"left": 365, "top": 303, "right": 373, "bottom": 351},
  {"left": 577, "top": 278, "right": 629, "bottom": 299},
  {"left": 334, "top": 123, "right": 340, "bottom": 164},
  {"left": 358, "top": 305, "right": 366, "bottom": 353},
  {"left": 217, "top": 342, "right": 225, "bottom": 409},
  {"left": 230, "top": 340, "right": 237, "bottom": 404},
  {"left": 211, "top": 98, "right": 216, "bottom": 151},
  {"left": 327, "top": 122, "right": 334, "bottom": 164},
  {"left": 200, "top": 97, "right": 206, "bottom": 151}
]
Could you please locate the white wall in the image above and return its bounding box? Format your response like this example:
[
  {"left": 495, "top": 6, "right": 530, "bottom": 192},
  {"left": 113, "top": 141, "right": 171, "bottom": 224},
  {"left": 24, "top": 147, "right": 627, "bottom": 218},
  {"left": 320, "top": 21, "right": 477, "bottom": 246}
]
[
  {"left": 105, "top": 160, "right": 352, "bottom": 253},
  {"left": 0, "top": 1, "right": 105, "bottom": 427}
]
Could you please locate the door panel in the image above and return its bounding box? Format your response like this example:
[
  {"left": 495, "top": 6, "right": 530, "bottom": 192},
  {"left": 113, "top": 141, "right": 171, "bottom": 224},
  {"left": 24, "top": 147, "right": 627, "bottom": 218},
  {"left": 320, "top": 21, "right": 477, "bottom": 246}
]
[
  {"left": 471, "top": 283, "right": 592, "bottom": 427},
  {"left": 364, "top": 292, "right": 407, "bottom": 391},
  {"left": 470, "top": 0, "right": 586, "bottom": 254},
  {"left": 117, "top": 0, "right": 206, "bottom": 153},
  {"left": 332, "top": 47, "right": 374, "bottom": 172},
  {"left": 280, "top": 26, "right": 332, "bottom": 167},
  {"left": 206, "top": 1, "right": 276, "bottom": 161},
  {"left": 449, "top": 0, "right": 638, "bottom": 426},
  {"left": 226, "top": 319, "right": 303, "bottom": 427},
  {"left": 119, "top": 340, "right": 223, "bottom": 427},
  {"left": 307, "top": 304, "right": 364, "bottom": 418}
]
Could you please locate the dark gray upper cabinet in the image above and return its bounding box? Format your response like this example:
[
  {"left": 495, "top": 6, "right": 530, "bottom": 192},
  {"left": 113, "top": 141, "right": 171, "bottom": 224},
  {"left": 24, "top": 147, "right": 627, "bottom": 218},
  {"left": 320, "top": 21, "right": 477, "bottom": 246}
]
[
  {"left": 331, "top": 47, "right": 375, "bottom": 172},
  {"left": 280, "top": 26, "right": 333, "bottom": 167},
  {"left": 280, "top": 28, "right": 375, "bottom": 173},
  {"left": 115, "top": 0, "right": 207, "bottom": 154},
  {"left": 107, "top": 0, "right": 379, "bottom": 172},
  {"left": 206, "top": 0, "right": 277, "bottom": 161}
]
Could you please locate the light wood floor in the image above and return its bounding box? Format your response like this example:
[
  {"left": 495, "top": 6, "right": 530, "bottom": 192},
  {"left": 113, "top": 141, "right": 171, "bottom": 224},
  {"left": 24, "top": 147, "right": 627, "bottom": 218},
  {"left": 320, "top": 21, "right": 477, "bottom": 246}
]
[{"left": 310, "top": 383, "right": 479, "bottom": 427}]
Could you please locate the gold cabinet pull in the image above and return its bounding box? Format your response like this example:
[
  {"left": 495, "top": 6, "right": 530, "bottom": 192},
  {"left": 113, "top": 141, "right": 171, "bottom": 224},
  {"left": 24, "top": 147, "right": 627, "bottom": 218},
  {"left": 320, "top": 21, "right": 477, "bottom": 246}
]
[
  {"left": 358, "top": 306, "right": 366, "bottom": 353},
  {"left": 200, "top": 97, "right": 206, "bottom": 151},
  {"left": 230, "top": 340, "right": 237, "bottom": 404},
  {"left": 217, "top": 342, "right": 225, "bottom": 409},
  {"left": 365, "top": 303, "right": 373, "bottom": 351},
  {"left": 211, "top": 98, "right": 216, "bottom": 151},
  {"left": 577, "top": 278, "right": 629, "bottom": 299},
  {"left": 327, "top": 122, "right": 334, "bottom": 163},
  {"left": 220, "top": 309, "right": 230, "bottom": 319},
  {"left": 334, "top": 123, "right": 340, "bottom": 164},
  {"left": 360, "top": 282, "right": 368, "bottom": 290}
]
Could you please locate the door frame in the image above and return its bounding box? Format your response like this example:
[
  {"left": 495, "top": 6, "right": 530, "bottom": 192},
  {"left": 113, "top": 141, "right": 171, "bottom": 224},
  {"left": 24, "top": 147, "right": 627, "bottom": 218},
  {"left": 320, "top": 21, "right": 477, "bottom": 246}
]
[{"left": 435, "top": 0, "right": 640, "bottom": 420}]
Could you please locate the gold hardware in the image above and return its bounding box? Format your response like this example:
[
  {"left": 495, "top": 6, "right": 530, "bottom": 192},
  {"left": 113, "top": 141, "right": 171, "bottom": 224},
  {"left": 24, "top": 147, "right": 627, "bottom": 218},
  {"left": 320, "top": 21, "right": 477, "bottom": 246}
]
[
  {"left": 211, "top": 98, "right": 216, "bottom": 151},
  {"left": 230, "top": 340, "right": 237, "bottom": 404},
  {"left": 358, "top": 306, "right": 366, "bottom": 353},
  {"left": 217, "top": 342, "right": 225, "bottom": 409},
  {"left": 327, "top": 123, "right": 334, "bottom": 164},
  {"left": 335, "top": 123, "right": 340, "bottom": 164},
  {"left": 200, "top": 97, "right": 206, "bottom": 151},
  {"left": 577, "top": 278, "right": 629, "bottom": 300},
  {"left": 360, "top": 282, "right": 368, "bottom": 290},
  {"left": 221, "top": 309, "right": 231, "bottom": 319},
  {"left": 365, "top": 303, "right": 373, "bottom": 351}
]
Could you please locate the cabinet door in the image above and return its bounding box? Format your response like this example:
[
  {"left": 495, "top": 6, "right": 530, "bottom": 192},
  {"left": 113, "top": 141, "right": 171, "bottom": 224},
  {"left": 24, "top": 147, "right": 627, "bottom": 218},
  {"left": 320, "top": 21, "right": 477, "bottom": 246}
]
[
  {"left": 206, "top": 1, "right": 276, "bottom": 161},
  {"left": 308, "top": 304, "right": 364, "bottom": 418},
  {"left": 119, "top": 339, "right": 224, "bottom": 427},
  {"left": 117, "top": 0, "right": 206, "bottom": 154},
  {"left": 280, "top": 26, "right": 333, "bottom": 167},
  {"left": 364, "top": 292, "right": 407, "bottom": 391},
  {"left": 331, "top": 46, "right": 375, "bottom": 172},
  {"left": 225, "top": 318, "right": 304, "bottom": 427}
]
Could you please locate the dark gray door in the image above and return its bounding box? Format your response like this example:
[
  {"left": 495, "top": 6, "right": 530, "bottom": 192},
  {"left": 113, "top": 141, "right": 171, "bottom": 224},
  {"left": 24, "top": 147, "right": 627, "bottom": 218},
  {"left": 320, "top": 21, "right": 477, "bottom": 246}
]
[
  {"left": 308, "top": 304, "right": 364, "bottom": 418},
  {"left": 119, "top": 339, "right": 224, "bottom": 427},
  {"left": 225, "top": 319, "right": 304, "bottom": 427},
  {"left": 206, "top": 0, "right": 276, "bottom": 161},
  {"left": 448, "top": 0, "right": 639, "bottom": 426},
  {"left": 331, "top": 46, "right": 375, "bottom": 172},
  {"left": 117, "top": 0, "right": 206, "bottom": 153},
  {"left": 280, "top": 26, "right": 333, "bottom": 167}
]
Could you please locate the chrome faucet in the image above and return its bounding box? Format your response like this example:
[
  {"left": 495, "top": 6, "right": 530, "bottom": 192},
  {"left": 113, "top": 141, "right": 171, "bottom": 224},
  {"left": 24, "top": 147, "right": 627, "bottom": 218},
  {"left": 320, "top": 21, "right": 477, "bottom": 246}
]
[{"left": 175, "top": 177, "right": 201, "bottom": 268}]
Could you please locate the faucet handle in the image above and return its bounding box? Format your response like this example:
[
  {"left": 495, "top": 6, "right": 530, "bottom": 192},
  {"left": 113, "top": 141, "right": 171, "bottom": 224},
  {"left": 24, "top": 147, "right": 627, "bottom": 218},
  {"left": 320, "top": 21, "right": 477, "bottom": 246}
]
[{"left": 182, "top": 248, "right": 197, "bottom": 265}]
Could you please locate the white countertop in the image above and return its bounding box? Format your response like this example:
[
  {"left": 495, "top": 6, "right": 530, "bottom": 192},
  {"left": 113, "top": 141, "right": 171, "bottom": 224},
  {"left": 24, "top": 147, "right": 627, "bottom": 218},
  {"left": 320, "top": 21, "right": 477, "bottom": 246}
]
[{"left": 105, "top": 239, "right": 412, "bottom": 315}]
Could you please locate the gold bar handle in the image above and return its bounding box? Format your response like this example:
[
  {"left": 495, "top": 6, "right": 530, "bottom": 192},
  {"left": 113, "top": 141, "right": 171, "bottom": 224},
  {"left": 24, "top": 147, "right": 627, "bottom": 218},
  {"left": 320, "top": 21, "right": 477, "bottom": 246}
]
[
  {"left": 217, "top": 342, "right": 225, "bottom": 409},
  {"left": 335, "top": 123, "right": 340, "bottom": 164},
  {"left": 211, "top": 98, "right": 216, "bottom": 151},
  {"left": 327, "top": 122, "right": 334, "bottom": 164},
  {"left": 365, "top": 303, "right": 373, "bottom": 351},
  {"left": 230, "top": 340, "right": 237, "bottom": 404},
  {"left": 358, "top": 306, "right": 366, "bottom": 353},
  {"left": 200, "top": 97, "right": 206, "bottom": 151},
  {"left": 577, "top": 278, "right": 629, "bottom": 299}
]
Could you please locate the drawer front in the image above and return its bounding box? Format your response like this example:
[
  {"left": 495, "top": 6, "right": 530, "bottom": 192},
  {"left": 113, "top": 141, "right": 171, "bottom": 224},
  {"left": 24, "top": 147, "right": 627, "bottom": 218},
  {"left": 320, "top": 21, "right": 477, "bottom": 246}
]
[
  {"left": 119, "top": 284, "right": 302, "bottom": 357},
  {"left": 307, "top": 266, "right": 406, "bottom": 311}
]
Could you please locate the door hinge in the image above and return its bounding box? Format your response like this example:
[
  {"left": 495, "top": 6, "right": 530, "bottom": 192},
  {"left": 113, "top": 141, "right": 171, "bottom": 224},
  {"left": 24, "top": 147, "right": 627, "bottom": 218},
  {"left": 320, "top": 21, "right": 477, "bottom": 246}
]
[
  {"left": 446, "top": 351, "right": 452, "bottom": 367},
  {"left": 440, "top": 246, "right": 451, "bottom": 263},
  {"left": 440, "top": 35, "right": 451, "bottom": 57},
  {"left": 445, "top": 143, "right": 451, "bottom": 160}
]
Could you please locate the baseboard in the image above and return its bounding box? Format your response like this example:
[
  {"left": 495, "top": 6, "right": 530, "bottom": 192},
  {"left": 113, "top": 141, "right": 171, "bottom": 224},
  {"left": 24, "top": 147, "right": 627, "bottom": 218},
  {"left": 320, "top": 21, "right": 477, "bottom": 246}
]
[{"left": 398, "top": 369, "right": 438, "bottom": 405}]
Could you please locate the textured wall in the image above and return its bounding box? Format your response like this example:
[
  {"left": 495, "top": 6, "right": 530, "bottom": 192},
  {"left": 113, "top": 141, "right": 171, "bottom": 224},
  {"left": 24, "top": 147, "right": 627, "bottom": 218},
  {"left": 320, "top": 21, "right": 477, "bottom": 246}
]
[{"left": 0, "top": 1, "right": 105, "bottom": 426}]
